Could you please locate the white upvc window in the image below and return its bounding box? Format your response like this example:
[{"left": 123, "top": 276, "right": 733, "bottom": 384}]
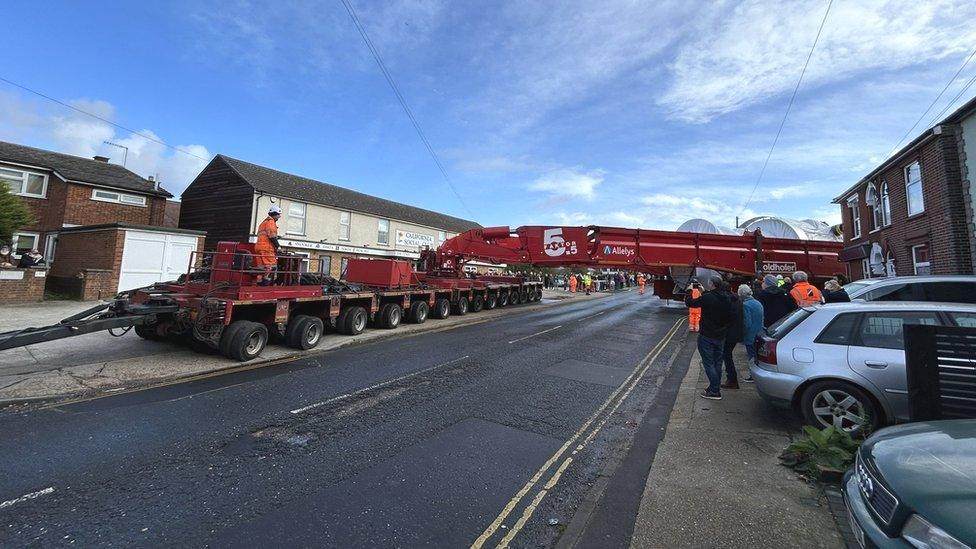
[
  {"left": 339, "top": 211, "right": 351, "bottom": 241},
  {"left": 0, "top": 167, "right": 48, "bottom": 198},
  {"left": 438, "top": 230, "right": 447, "bottom": 244},
  {"left": 861, "top": 258, "right": 872, "bottom": 280},
  {"left": 377, "top": 219, "right": 390, "bottom": 245},
  {"left": 880, "top": 181, "right": 891, "bottom": 226},
  {"left": 44, "top": 234, "right": 58, "bottom": 263},
  {"left": 292, "top": 251, "right": 311, "bottom": 273},
  {"left": 866, "top": 184, "right": 882, "bottom": 231},
  {"left": 12, "top": 232, "right": 40, "bottom": 257},
  {"left": 905, "top": 161, "right": 924, "bottom": 216},
  {"left": 91, "top": 188, "right": 147, "bottom": 206},
  {"left": 912, "top": 244, "right": 931, "bottom": 275},
  {"left": 287, "top": 202, "right": 306, "bottom": 235},
  {"left": 847, "top": 195, "right": 861, "bottom": 239}
]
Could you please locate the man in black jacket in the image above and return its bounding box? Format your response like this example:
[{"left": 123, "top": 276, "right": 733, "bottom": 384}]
[
  {"left": 685, "top": 275, "right": 733, "bottom": 400},
  {"left": 756, "top": 274, "right": 796, "bottom": 328}
]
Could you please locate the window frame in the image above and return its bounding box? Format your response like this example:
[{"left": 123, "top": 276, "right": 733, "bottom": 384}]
[
  {"left": 11, "top": 232, "right": 41, "bottom": 257},
  {"left": 286, "top": 202, "right": 307, "bottom": 236},
  {"left": 861, "top": 258, "right": 872, "bottom": 280},
  {"left": 815, "top": 313, "right": 861, "bottom": 346},
  {"left": 339, "top": 211, "right": 351, "bottom": 241},
  {"left": 880, "top": 181, "right": 891, "bottom": 227},
  {"left": 291, "top": 251, "right": 310, "bottom": 273},
  {"left": 44, "top": 233, "right": 58, "bottom": 264},
  {"left": 853, "top": 310, "right": 941, "bottom": 350},
  {"left": 0, "top": 166, "right": 48, "bottom": 198},
  {"left": 904, "top": 161, "right": 924, "bottom": 216},
  {"left": 847, "top": 195, "right": 861, "bottom": 239},
  {"left": 319, "top": 255, "right": 333, "bottom": 275},
  {"left": 90, "top": 188, "right": 147, "bottom": 207},
  {"left": 866, "top": 184, "right": 882, "bottom": 231},
  {"left": 377, "top": 219, "right": 390, "bottom": 245},
  {"left": 911, "top": 244, "right": 930, "bottom": 275},
  {"left": 438, "top": 230, "right": 447, "bottom": 244}
]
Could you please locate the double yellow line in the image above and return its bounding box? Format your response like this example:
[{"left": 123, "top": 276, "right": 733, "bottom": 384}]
[{"left": 472, "top": 317, "right": 684, "bottom": 548}]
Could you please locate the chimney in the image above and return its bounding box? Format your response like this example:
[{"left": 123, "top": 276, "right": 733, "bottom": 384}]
[{"left": 93, "top": 155, "right": 110, "bottom": 162}]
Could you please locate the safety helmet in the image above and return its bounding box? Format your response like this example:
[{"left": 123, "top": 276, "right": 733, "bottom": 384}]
[{"left": 269, "top": 204, "right": 282, "bottom": 215}]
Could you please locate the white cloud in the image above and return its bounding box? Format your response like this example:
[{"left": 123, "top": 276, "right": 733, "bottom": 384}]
[
  {"left": 767, "top": 185, "right": 807, "bottom": 200},
  {"left": 528, "top": 168, "right": 604, "bottom": 201},
  {"left": 0, "top": 94, "right": 211, "bottom": 198},
  {"left": 659, "top": 0, "right": 976, "bottom": 123}
]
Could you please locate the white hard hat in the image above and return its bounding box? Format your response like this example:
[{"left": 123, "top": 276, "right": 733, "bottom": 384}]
[{"left": 268, "top": 204, "right": 282, "bottom": 215}]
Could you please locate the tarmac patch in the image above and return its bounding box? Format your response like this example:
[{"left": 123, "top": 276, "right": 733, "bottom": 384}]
[{"left": 543, "top": 359, "right": 630, "bottom": 387}]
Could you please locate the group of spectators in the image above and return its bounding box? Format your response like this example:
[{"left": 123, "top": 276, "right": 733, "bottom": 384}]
[
  {"left": 0, "top": 244, "right": 45, "bottom": 269},
  {"left": 684, "top": 270, "right": 851, "bottom": 401}
]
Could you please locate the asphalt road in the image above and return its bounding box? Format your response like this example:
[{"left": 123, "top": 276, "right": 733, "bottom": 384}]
[{"left": 0, "top": 291, "right": 690, "bottom": 548}]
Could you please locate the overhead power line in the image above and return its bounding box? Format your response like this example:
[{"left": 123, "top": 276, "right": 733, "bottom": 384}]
[
  {"left": 885, "top": 46, "right": 976, "bottom": 159},
  {"left": 739, "top": 0, "right": 833, "bottom": 219},
  {"left": 0, "top": 76, "right": 209, "bottom": 161},
  {"left": 337, "top": 0, "right": 475, "bottom": 218},
  {"left": 923, "top": 66, "right": 976, "bottom": 130}
]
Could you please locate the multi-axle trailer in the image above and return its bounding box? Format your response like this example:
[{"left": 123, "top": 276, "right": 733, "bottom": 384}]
[{"left": 0, "top": 224, "right": 842, "bottom": 361}]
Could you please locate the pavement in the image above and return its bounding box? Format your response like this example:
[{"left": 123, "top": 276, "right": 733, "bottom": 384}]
[
  {"left": 0, "top": 288, "right": 605, "bottom": 404},
  {"left": 0, "top": 289, "right": 687, "bottom": 547},
  {"left": 628, "top": 344, "right": 845, "bottom": 548}
]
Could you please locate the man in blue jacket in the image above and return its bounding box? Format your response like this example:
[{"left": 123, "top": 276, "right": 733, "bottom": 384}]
[{"left": 738, "top": 284, "right": 765, "bottom": 383}]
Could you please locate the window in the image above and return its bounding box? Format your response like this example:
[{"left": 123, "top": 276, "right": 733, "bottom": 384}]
[
  {"left": 11, "top": 232, "right": 40, "bottom": 256},
  {"left": 921, "top": 282, "right": 976, "bottom": 304},
  {"left": 319, "top": 255, "right": 332, "bottom": 275},
  {"left": 91, "top": 188, "right": 147, "bottom": 206},
  {"left": 438, "top": 231, "right": 447, "bottom": 244},
  {"left": 816, "top": 313, "right": 860, "bottom": 346},
  {"left": 904, "top": 161, "right": 924, "bottom": 215},
  {"left": 863, "top": 282, "right": 915, "bottom": 302},
  {"left": 866, "top": 185, "right": 882, "bottom": 231},
  {"left": 292, "top": 252, "right": 310, "bottom": 273},
  {"left": 880, "top": 181, "right": 891, "bottom": 226},
  {"left": 287, "top": 202, "right": 306, "bottom": 235},
  {"left": 911, "top": 244, "right": 930, "bottom": 275},
  {"left": 44, "top": 234, "right": 57, "bottom": 263},
  {"left": 339, "top": 211, "right": 351, "bottom": 241},
  {"left": 861, "top": 258, "right": 872, "bottom": 280},
  {"left": 947, "top": 312, "right": 976, "bottom": 328},
  {"left": 847, "top": 195, "right": 861, "bottom": 239},
  {"left": 0, "top": 167, "right": 47, "bottom": 198},
  {"left": 340, "top": 257, "right": 349, "bottom": 277},
  {"left": 377, "top": 219, "right": 390, "bottom": 245},
  {"left": 856, "top": 312, "right": 940, "bottom": 350},
  {"left": 766, "top": 308, "right": 813, "bottom": 339}
]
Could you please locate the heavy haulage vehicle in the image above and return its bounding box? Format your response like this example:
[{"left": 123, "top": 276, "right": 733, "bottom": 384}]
[{"left": 0, "top": 225, "right": 843, "bottom": 361}]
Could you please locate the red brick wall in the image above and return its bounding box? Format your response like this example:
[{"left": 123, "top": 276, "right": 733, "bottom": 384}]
[
  {"left": 62, "top": 184, "right": 164, "bottom": 226},
  {"left": 51, "top": 229, "right": 124, "bottom": 283},
  {"left": 0, "top": 268, "right": 48, "bottom": 303},
  {"left": 17, "top": 174, "right": 68, "bottom": 236},
  {"left": 839, "top": 130, "right": 973, "bottom": 279}
]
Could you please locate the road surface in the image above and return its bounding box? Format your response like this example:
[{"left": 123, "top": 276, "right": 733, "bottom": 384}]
[{"left": 0, "top": 291, "right": 691, "bottom": 547}]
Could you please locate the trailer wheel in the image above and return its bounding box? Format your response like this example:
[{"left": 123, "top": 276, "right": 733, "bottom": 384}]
[
  {"left": 497, "top": 292, "right": 509, "bottom": 307},
  {"left": 340, "top": 306, "right": 368, "bottom": 335},
  {"left": 453, "top": 296, "right": 469, "bottom": 315},
  {"left": 286, "top": 315, "right": 324, "bottom": 350},
  {"left": 222, "top": 321, "right": 268, "bottom": 361},
  {"left": 378, "top": 303, "right": 402, "bottom": 329},
  {"left": 432, "top": 298, "right": 451, "bottom": 319},
  {"left": 471, "top": 295, "right": 484, "bottom": 313},
  {"left": 408, "top": 301, "right": 429, "bottom": 324},
  {"left": 510, "top": 290, "right": 521, "bottom": 305},
  {"left": 484, "top": 293, "right": 497, "bottom": 310},
  {"left": 535, "top": 288, "right": 543, "bottom": 301}
]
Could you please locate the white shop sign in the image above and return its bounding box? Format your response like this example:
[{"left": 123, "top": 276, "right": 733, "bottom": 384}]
[
  {"left": 395, "top": 230, "right": 434, "bottom": 249},
  {"left": 278, "top": 239, "right": 419, "bottom": 259}
]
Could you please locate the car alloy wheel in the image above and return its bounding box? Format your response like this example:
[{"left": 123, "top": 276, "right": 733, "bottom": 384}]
[{"left": 811, "top": 389, "right": 867, "bottom": 432}]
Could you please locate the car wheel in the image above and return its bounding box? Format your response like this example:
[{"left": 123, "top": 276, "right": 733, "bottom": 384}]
[{"left": 800, "top": 380, "right": 882, "bottom": 434}]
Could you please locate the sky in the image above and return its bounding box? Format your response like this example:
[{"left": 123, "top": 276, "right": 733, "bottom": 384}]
[{"left": 2, "top": 0, "right": 976, "bottom": 231}]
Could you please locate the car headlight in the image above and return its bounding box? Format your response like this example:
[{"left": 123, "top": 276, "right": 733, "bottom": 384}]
[{"left": 902, "top": 514, "right": 971, "bottom": 549}]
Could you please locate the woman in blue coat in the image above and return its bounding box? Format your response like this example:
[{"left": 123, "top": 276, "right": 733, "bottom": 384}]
[{"left": 738, "top": 284, "right": 765, "bottom": 382}]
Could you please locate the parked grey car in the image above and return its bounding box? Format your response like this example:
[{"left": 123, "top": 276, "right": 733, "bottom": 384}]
[
  {"left": 749, "top": 302, "right": 976, "bottom": 432},
  {"left": 844, "top": 275, "right": 976, "bottom": 303}
]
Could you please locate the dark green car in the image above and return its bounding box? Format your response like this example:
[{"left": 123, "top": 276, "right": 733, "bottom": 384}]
[{"left": 843, "top": 420, "right": 976, "bottom": 548}]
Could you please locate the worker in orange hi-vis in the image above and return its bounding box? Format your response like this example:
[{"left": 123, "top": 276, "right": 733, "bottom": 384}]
[
  {"left": 568, "top": 273, "right": 578, "bottom": 293},
  {"left": 637, "top": 274, "right": 646, "bottom": 295},
  {"left": 254, "top": 204, "right": 282, "bottom": 286},
  {"left": 688, "top": 279, "right": 702, "bottom": 331}
]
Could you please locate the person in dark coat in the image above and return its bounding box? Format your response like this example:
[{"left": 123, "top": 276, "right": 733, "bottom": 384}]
[
  {"left": 685, "top": 275, "right": 733, "bottom": 400},
  {"left": 721, "top": 283, "right": 744, "bottom": 389},
  {"left": 822, "top": 279, "right": 851, "bottom": 303},
  {"left": 756, "top": 274, "right": 796, "bottom": 327}
]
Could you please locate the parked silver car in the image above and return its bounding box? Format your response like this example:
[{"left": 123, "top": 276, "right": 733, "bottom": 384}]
[
  {"left": 844, "top": 275, "right": 976, "bottom": 303},
  {"left": 749, "top": 302, "right": 976, "bottom": 432}
]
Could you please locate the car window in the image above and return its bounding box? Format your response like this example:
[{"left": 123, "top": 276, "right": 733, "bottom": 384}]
[
  {"left": 815, "top": 313, "right": 859, "bottom": 345},
  {"left": 921, "top": 282, "right": 976, "bottom": 304},
  {"left": 862, "top": 283, "right": 915, "bottom": 302},
  {"left": 946, "top": 312, "right": 976, "bottom": 328},
  {"left": 767, "top": 308, "right": 812, "bottom": 339},
  {"left": 842, "top": 280, "right": 873, "bottom": 296},
  {"left": 856, "top": 312, "right": 941, "bottom": 349}
]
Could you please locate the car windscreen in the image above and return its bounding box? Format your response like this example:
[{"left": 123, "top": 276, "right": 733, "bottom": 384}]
[{"left": 766, "top": 308, "right": 813, "bottom": 339}]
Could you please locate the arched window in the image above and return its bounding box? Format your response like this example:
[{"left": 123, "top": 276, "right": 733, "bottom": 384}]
[
  {"left": 866, "top": 184, "right": 882, "bottom": 231},
  {"left": 880, "top": 181, "right": 891, "bottom": 227}
]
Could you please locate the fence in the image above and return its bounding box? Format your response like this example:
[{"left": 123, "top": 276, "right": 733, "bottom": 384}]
[{"left": 904, "top": 324, "right": 976, "bottom": 421}]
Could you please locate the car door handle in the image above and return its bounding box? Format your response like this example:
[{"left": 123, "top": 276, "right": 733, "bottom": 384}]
[{"left": 864, "top": 360, "right": 888, "bottom": 369}]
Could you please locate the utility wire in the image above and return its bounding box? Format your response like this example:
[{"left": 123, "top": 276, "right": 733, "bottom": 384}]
[
  {"left": 0, "top": 75, "right": 209, "bottom": 161},
  {"left": 338, "top": 0, "right": 475, "bottom": 218},
  {"left": 885, "top": 46, "right": 976, "bottom": 159},
  {"left": 922, "top": 66, "right": 976, "bottom": 130},
  {"left": 739, "top": 0, "right": 833, "bottom": 219}
]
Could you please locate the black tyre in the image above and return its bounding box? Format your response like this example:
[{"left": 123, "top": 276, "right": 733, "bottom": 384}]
[
  {"left": 340, "top": 306, "right": 368, "bottom": 335},
  {"left": 799, "top": 380, "right": 882, "bottom": 435},
  {"left": 218, "top": 321, "right": 247, "bottom": 357},
  {"left": 453, "top": 296, "right": 469, "bottom": 316},
  {"left": 471, "top": 294, "right": 484, "bottom": 313},
  {"left": 432, "top": 298, "right": 451, "bottom": 319},
  {"left": 378, "top": 303, "right": 402, "bottom": 329},
  {"left": 497, "top": 292, "right": 509, "bottom": 307},
  {"left": 535, "top": 288, "right": 543, "bottom": 301},
  {"left": 222, "top": 321, "right": 268, "bottom": 361},
  {"left": 286, "top": 314, "right": 324, "bottom": 350},
  {"left": 510, "top": 290, "right": 521, "bottom": 305},
  {"left": 409, "top": 301, "right": 429, "bottom": 324},
  {"left": 484, "top": 293, "right": 497, "bottom": 310},
  {"left": 188, "top": 336, "right": 219, "bottom": 355},
  {"left": 135, "top": 324, "right": 161, "bottom": 340}
]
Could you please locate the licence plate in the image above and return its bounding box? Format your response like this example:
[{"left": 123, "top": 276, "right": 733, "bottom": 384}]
[{"left": 847, "top": 505, "right": 865, "bottom": 548}]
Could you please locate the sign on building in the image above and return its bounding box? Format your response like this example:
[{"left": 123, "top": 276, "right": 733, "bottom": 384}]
[{"left": 395, "top": 230, "right": 435, "bottom": 249}]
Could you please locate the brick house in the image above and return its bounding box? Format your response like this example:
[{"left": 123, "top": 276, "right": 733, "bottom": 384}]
[
  {"left": 0, "top": 140, "right": 173, "bottom": 263},
  {"left": 832, "top": 95, "right": 976, "bottom": 280}
]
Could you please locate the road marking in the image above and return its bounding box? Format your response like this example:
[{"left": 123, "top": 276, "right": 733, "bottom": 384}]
[
  {"left": 508, "top": 325, "right": 563, "bottom": 344},
  {"left": 0, "top": 487, "right": 54, "bottom": 510},
  {"left": 576, "top": 311, "right": 606, "bottom": 322},
  {"left": 289, "top": 355, "right": 470, "bottom": 414},
  {"left": 471, "top": 318, "right": 682, "bottom": 548}
]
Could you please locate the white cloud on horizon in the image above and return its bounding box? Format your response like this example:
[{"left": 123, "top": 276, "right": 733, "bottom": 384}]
[{"left": 528, "top": 168, "right": 604, "bottom": 201}]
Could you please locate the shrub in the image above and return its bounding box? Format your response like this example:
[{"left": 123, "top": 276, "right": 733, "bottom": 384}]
[{"left": 779, "top": 425, "right": 861, "bottom": 481}]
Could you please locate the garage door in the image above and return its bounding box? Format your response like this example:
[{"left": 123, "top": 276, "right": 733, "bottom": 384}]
[{"left": 118, "top": 230, "right": 199, "bottom": 291}]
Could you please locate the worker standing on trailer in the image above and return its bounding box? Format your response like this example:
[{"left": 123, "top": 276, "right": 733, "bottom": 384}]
[
  {"left": 255, "top": 204, "right": 282, "bottom": 286},
  {"left": 583, "top": 273, "right": 592, "bottom": 295},
  {"left": 637, "top": 273, "right": 646, "bottom": 295},
  {"left": 688, "top": 279, "right": 702, "bottom": 331}
]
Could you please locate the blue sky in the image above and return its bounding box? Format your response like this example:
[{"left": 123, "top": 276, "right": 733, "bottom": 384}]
[{"left": 2, "top": 0, "right": 976, "bottom": 230}]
